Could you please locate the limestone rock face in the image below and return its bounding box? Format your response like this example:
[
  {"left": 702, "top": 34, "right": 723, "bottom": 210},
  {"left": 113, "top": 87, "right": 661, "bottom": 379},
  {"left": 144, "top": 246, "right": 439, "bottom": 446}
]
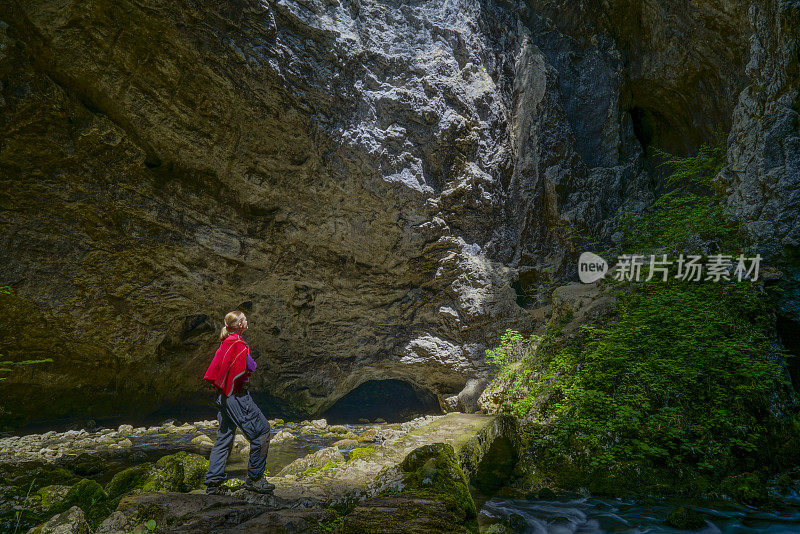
[
  {"left": 716, "top": 0, "right": 800, "bottom": 325},
  {"left": 0, "top": 0, "right": 796, "bottom": 425}
]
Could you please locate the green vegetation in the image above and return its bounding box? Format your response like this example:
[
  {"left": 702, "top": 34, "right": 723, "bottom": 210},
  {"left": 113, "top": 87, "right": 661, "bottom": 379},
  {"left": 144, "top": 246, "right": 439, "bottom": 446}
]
[
  {"left": 346, "top": 447, "right": 374, "bottom": 463},
  {"left": 318, "top": 516, "right": 344, "bottom": 533},
  {"left": 614, "top": 139, "right": 747, "bottom": 255},
  {"left": 486, "top": 141, "right": 799, "bottom": 499},
  {"left": 303, "top": 460, "right": 343, "bottom": 476}
]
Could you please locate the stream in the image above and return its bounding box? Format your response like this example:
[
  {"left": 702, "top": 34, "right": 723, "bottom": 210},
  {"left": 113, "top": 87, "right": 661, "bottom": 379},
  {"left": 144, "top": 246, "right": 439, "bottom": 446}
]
[{"left": 478, "top": 495, "right": 800, "bottom": 533}]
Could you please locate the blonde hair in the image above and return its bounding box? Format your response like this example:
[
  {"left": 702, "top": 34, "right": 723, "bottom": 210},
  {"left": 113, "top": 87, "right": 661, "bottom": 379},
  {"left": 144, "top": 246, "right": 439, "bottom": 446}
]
[{"left": 219, "top": 310, "right": 246, "bottom": 341}]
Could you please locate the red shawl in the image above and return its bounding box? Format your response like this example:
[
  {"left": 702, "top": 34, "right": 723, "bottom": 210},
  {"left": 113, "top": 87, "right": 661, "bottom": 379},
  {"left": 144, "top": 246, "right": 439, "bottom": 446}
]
[{"left": 203, "top": 333, "right": 249, "bottom": 396}]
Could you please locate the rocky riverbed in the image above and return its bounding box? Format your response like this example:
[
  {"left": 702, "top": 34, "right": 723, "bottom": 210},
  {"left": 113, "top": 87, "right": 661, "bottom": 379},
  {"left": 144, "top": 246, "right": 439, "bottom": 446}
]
[{"left": 2, "top": 413, "right": 514, "bottom": 532}]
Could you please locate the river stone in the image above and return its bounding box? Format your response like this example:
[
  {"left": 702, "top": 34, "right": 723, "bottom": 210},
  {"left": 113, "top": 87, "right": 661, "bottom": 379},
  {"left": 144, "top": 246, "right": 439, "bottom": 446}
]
[
  {"left": 357, "top": 429, "right": 380, "bottom": 443},
  {"left": 27, "top": 505, "right": 90, "bottom": 534},
  {"left": 278, "top": 446, "right": 345, "bottom": 477},
  {"left": 232, "top": 434, "right": 249, "bottom": 452},
  {"left": 190, "top": 435, "right": 214, "bottom": 447},
  {"left": 334, "top": 439, "right": 359, "bottom": 449},
  {"left": 270, "top": 429, "right": 297, "bottom": 445},
  {"left": 311, "top": 419, "right": 328, "bottom": 428},
  {"left": 665, "top": 506, "right": 707, "bottom": 529}
]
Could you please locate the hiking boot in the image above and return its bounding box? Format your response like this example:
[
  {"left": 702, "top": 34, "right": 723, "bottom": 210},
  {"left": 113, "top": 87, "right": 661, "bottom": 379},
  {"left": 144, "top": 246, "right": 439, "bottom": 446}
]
[
  {"left": 245, "top": 476, "right": 275, "bottom": 494},
  {"left": 205, "top": 482, "right": 230, "bottom": 496}
]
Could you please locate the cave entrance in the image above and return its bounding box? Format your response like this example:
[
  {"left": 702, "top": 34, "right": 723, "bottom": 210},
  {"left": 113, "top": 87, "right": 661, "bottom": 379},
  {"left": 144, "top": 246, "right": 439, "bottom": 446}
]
[{"left": 322, "top": 379, "right": 441, "bottom": 424}]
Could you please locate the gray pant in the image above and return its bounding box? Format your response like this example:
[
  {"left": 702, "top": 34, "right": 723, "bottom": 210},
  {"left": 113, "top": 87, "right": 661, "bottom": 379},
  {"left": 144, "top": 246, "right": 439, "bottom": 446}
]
[{"left": 204, "top": 389, "right": 271, "bottom": 484}]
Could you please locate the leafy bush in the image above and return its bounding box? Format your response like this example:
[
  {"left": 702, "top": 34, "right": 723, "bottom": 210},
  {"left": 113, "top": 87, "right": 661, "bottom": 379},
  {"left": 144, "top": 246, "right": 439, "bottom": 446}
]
[{"left": 614, "top": 140, "right": 746, "bottom": 255}]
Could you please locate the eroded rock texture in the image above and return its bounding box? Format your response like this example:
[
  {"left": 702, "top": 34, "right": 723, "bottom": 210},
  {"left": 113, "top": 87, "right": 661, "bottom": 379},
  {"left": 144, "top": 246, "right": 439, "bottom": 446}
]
[{"left": 0, "top": 0, "right": 797, "bottom": 426}]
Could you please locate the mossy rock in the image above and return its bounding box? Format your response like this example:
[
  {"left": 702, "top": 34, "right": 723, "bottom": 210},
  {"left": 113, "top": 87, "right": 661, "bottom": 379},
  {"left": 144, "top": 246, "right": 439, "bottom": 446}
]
[
  {"left": 104, "top": 452, "right": 207, "bottom": 501},
  {"left": 0, "top": 462, "right": 77, "bottom": 490},
  {"left": 27, "top": 505, "right": 91, "bottom": 534},
  {"left": 665, "top": 506, "right": 707, "bottom": 529},
  {"left": 43, "top": 478, "right": 114, "bottom": 529},
  {"left": 357, "top": 429, "right": 379, "bottom": 443},
  {"left": 397, "top": 443, "right": 477, "bottom": 524},
  {"left": 64, "top": 452, "right": 108, "bottom": 477},
  {"left": 279, "top": 446, "right": 345, "bottom": 477},
  {"left": 105, "top": 463, "right": 153, "bottom": 499},
  {"left": 33, "top": 484, "right": 72, "bottom": 509},
  {"left": 141, "top": 452, "right": 209, "bottom": 493},
  {"left": 346, "top": 447, "right": 374, "bottom": 463},
  {"left": 222, "top": 477, "right": 245, "bottom": 489}
]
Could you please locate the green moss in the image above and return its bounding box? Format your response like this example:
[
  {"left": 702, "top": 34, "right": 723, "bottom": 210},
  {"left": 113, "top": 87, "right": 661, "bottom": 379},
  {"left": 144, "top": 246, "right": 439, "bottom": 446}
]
[
  {"left": 222, "top": 477, "right": 245, "bottom": 489},
  {"left": 43, "top": 478, "right": 114, "bottom": 529},
  {"left": 665, "top": 506, "right": 707, "bottom": 529},
  {"left": 34, "top": 484, "right": 71, "bottom": 509},
  {"left": 398, "top": 443, "right": 477, "bottom": 523},
  {"left": 303, "top": 460, "right": 342, "bottom": 476},
  {"left": 105, "top": 463, "right": 153, "bottom": 499},
  {"left": 346, "top": 447, "right": 374, "bottom": 463},
  {"left": 0, "top": 462, "right": 78, "bottom": 491},
  {"left": 141, "top": 452, "right": 208, "bottom": 493}
]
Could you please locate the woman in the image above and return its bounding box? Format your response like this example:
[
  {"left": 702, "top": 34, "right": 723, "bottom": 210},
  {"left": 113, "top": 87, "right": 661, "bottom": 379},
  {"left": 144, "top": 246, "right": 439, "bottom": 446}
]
[{"left": 202, "top": 311, "right": 275, "bottom": 495}]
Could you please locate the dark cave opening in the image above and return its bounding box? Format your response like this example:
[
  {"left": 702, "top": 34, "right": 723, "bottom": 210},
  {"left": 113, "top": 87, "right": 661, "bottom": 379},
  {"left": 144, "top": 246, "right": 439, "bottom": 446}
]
[
  {"left": 630, "top": 106, "right": 659, "bottom": 153},
  {"left": 776, "top": 315, "right": 800, "bottom": 394},
  {"left": 322, "top": 379, "right": 441, "bottom": 424},
  {"left": 511, "top": 269, "right": 543, "bottom": 309}
]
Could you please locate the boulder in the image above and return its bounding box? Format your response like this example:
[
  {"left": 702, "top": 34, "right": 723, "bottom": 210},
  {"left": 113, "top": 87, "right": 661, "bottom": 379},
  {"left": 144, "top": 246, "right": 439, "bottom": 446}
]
[
  {"left": 27, "top": 506, "right": 90, "bottom": 534},
  {"left": 278, "top": 447, "right": 345, "bottom": 477}
]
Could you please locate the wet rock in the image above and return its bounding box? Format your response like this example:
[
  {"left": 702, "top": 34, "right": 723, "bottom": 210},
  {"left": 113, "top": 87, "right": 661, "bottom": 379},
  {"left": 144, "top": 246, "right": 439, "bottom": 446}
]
[
  {"left": 27, "top": 505, "right": 90, "bottom": 534},
  {"left": 357, "top": 429, "right": 380, "bottom": 443},
  {"left": 32, "top": 479, "right": 114, "bottom": 530},
  {"left": 232, "top": 434, "right": 250, "bottom": 453},
  {"left": 269, "top": 429, "right": 297, "bottom": 445},
  {"left": 190, "top": 435, "right": 213, "bottom": 447},
  {"left": 340, "top": 496, "right": 469, "bottom": 534},
  {"left": 105, "top": 464, "right": 152, "bottom": 500},
  {"left": 665, "top": 506, "right": 707, "bottom": 529},
  {"left": 278, "top": 446, "right": 345, "bottom": 477}
]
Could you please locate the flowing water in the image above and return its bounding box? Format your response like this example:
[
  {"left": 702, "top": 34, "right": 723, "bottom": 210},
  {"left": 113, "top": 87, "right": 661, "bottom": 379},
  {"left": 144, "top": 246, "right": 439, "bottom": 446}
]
[{"left": 477, "top": 494, "right": 800, "bottom": 533}]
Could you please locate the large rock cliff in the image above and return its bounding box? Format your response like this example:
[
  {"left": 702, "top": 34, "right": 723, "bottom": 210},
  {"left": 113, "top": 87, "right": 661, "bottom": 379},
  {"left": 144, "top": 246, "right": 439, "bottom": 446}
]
[{"left": 0, "top": 0, "right": 797, "bottom": 426}]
